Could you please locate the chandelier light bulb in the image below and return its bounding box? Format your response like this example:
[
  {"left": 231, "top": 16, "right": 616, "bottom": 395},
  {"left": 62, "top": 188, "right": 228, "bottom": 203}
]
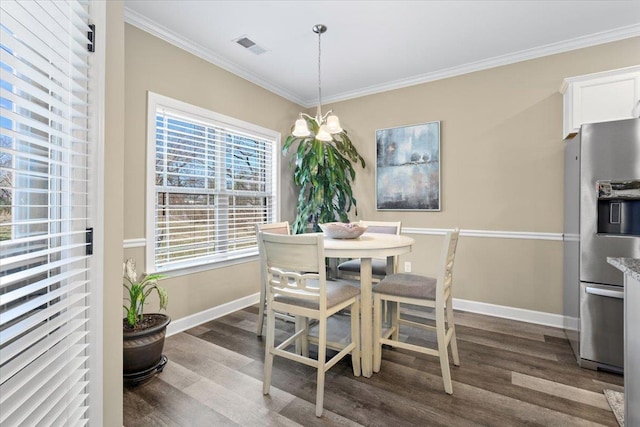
[
  {"left": 326, "top": 115, "right": 343, "bottom": 134},
  {"left": 316, "top": 125, "right": 332, "bottom": 141},
  {"left": 292, "top": 118, "right": 311, "bottom": 137}
]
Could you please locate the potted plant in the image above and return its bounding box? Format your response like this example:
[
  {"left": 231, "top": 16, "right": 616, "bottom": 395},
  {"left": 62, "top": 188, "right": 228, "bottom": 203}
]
[
  {"left": 283, "top": 116, "right": 366, "bottom": 234},
  {"left": 122, "top": 258, "right": 170, "bottom": 385}
]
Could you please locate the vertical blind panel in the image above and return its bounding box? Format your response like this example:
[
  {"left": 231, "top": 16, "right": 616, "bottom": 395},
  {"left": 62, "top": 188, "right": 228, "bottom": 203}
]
[
  {"left": 154, "top": 106, "right": 276, "bottom": 270},
  {"left": 0, "top": 0, "right": 92, "bottom": 425}
]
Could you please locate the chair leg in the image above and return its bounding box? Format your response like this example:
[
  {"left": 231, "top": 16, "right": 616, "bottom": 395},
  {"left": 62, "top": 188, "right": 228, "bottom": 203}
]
[
  {"left": 351, "top": 299, "right": 361, "bottom": 376},
  {"left": 294, "top": 316, "right": 306, "bottom": 356},
  {"left": 390, "top": 301, "right": 399, "bottom": 342},
  {"left": 446, "top": 298, "right": 460, "bottom": 366},
  {"left": 373, "top": 294, "right": 382, "bottom": 373},
  {"left": 315, "top": 317, "right": 327, "bottom": 417},
  {"left": 256, "top": 280, "right": 266, "bottom": 336},
  {"left": 436, "top": 308, "right": 453, "bottom": 394},
  {"left": 301, "top": 316, "right": 310, "bottom": 357},
  {"left": 263, "top": 305, "right": 276, "bottom": 395}
]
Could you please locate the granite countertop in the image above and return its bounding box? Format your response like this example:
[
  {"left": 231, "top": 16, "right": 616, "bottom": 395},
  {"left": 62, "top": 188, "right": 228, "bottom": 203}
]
[{"left": 607, "top": 257, "right": 640, "bottom": 281}]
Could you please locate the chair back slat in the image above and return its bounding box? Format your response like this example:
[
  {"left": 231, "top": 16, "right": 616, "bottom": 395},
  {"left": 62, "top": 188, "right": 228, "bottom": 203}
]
[
  {"left": 259, "top": 232, "right": 327, "bottom": 305},
  {"left": 267, "top": 268, "right": 321, "bottom": 302},
  {"left": 437, "top": 229, "right": 460, "bottom": 303},
  {"left": 359, "top": 220, "right": 402, "bottom": 235},
  {"left": 255, "top": 221, "right": 290, "bottom": 236}
]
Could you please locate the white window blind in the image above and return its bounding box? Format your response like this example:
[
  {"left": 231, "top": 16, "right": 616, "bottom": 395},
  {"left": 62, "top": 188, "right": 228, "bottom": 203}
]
[
  {"left": 148, "top": 93, "right": 279, "bottom": 272},
  {"left": 0, "top": 1, "right": 93, "bottom": 426}
]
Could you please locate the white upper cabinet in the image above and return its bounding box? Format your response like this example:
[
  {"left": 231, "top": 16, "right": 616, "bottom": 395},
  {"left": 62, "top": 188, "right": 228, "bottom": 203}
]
[{"left": 560, "top": 65, "right": 640, "bottom": 139}]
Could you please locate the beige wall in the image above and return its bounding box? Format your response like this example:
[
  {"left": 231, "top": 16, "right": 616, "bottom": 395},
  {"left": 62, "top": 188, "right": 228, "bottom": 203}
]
[
  {"left": 110, "top": 23, "right": 638, "bottom": 424},
  {"left": 326, "top": 37, "right": 640, "bottom": 313},
  {"left": 123, "top": 25, "right": 301, "bottom": 319},
  {"left": 122, "top": 25, "right": 639, "bottom": 324},
  {"left": 104, "top": 1, "right": 125, "bottom": 425}
]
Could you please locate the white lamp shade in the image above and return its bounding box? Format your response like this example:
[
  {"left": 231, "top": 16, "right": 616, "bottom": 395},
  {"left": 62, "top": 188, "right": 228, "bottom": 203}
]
[
  {"left": 316, "top": 125, "right": 332, "bottom": 141},
  {"left": 326, "top": 115, "right": 343, "bottom": 134},
  {"left": 292, "top": 118, "right": 311, "bottom": 137}
]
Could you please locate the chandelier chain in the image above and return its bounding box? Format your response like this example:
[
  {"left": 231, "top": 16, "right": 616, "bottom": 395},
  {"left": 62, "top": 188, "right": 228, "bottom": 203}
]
[{"left": 317, "top": 28, "right": 322, "bottom": 114}]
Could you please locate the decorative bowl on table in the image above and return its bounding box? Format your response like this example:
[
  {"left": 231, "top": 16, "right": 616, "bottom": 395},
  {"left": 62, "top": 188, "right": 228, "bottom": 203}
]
[{"left": 319, "top": 222, "right": 368, "bottom": 239}]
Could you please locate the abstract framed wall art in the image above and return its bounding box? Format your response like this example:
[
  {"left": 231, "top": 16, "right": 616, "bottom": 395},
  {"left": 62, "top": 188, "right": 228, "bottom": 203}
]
[{"left": 376, "top": 121, "right": 441, "bottom": 211}]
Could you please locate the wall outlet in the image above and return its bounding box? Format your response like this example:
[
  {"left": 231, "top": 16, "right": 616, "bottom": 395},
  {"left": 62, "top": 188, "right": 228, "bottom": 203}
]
[{"left": 404, "top": 261, "right": 412, "bottom": 273}]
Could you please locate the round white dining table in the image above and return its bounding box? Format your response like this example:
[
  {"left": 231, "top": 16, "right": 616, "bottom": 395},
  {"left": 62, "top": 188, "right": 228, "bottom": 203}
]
[{"left": 323, "top": 233, "right": 415, "bottom": 377}]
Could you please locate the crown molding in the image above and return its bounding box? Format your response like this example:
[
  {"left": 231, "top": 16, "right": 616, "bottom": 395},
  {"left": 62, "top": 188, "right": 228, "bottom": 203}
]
[
  {"left": 123, "top": 7, "right": 640, "bottom": 108},
  {"left": 123, "top": 7, "right": 308, "bottom": 107},
  {"left": 321, "top": 23, "right": 640, "bottom": 105}
]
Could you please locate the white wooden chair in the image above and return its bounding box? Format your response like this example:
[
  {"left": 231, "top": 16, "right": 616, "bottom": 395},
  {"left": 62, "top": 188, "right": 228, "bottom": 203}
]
[
  {"left": 259, "top": 232, "right": 361, "bottom": 417},
  {"left": 336, "top": 220, "right": 402, "bottom": 280},
  {"left": 255, "top": 222, "right": 291, "bottom": 336},
  {"left": 372, "top": 228, "right": 460, "bottom": 394}
]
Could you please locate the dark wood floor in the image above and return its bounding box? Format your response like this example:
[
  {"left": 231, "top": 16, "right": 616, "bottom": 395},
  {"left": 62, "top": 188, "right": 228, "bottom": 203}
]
[{"left": 124, "top": 305, "right": 623, "bottom": 426}]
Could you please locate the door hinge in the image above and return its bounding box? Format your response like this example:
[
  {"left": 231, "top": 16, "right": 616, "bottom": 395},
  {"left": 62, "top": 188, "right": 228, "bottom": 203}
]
[
  {"left": 88, "top": 24, "right": 95, "bottom": 52},
  {"left": 86, "top": 227, "right": 94, "bottom": 255}
]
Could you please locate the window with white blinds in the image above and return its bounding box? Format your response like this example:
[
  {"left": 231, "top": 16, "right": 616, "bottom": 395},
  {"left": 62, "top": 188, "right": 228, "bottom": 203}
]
[
  {"left": 0, "top": 1, "right": 94, "bottom": 426},
  {"left": 147, "top": 93, "right": 279, "bottom": 272}
]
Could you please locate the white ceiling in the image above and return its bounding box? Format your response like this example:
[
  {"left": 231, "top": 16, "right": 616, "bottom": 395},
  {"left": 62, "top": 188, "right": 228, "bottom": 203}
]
[{"left": 123, "top": 1, "right": 640, "bottom": 107}]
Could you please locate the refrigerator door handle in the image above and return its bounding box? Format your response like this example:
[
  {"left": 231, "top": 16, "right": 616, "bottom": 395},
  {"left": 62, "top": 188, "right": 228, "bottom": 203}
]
[{"left": 585, "top": 286, "right": 624, "bottom": 299}]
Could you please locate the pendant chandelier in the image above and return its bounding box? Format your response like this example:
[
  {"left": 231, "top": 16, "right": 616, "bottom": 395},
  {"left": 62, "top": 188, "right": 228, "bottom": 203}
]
[{"left": 291, "top": 24, "right": 342, "bottom": 142}]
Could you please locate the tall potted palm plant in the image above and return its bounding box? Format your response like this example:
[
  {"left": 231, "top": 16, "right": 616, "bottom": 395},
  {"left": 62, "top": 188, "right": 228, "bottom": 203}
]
[{"left": 283, "top": 116, "right": 365, "bottom": 234}]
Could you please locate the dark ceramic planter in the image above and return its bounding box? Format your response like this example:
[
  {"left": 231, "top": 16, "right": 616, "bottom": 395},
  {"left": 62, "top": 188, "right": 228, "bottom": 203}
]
[{"left": 123, "top": 313, "right": 170, "bottom": 381}]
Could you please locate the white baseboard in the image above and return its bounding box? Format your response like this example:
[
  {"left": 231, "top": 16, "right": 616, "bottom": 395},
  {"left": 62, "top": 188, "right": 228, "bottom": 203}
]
[
  {"left": 166, "top": 293, "right": 260, "bottom": 337},
  {"left": 453, "top": 298, "right": 569, "bottom": 329},
  {"left": 166, "top": 293, "right": 572, "bottom": 337}
]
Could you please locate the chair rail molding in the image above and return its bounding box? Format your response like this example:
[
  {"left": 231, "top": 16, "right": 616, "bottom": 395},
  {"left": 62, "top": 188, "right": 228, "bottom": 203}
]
[
  {"left": 402, "top": 227, "right": 563, "bottom": 241},
  {"left": 124, "top": 229, "right": 563, "bottom": 249},
  {"left": 123, "top": 238, "right": 146, "bottom": 248}
]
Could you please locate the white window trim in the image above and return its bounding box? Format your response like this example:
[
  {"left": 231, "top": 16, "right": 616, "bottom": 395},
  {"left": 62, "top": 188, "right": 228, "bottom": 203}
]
[{"left": 145, "top": 92, "right": 280, "bottom": 275}]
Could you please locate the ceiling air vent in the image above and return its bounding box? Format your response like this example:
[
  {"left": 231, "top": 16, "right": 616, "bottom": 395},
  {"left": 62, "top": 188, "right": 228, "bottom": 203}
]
[{"left": 233, "top": 35, "right": 268, "bottom": 55}]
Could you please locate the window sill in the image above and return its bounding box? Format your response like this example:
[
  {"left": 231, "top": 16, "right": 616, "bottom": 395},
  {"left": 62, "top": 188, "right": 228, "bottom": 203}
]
[{"left": 156, "top": 251, "right": 259, "bottom": 279}]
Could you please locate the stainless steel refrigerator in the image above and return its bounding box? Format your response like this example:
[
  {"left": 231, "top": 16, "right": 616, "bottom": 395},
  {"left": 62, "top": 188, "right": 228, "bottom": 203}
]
[{"left": 564, "top": 117, "right": 640, "bottom": 372}]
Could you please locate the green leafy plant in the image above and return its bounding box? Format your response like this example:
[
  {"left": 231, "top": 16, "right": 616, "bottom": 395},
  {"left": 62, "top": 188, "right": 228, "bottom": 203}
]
[
  {"left": 283, "top": 116, "right": 366, "bottom": 234},
  {"left": 122, "top": 258, "right": 168, "bottom": 328}
]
